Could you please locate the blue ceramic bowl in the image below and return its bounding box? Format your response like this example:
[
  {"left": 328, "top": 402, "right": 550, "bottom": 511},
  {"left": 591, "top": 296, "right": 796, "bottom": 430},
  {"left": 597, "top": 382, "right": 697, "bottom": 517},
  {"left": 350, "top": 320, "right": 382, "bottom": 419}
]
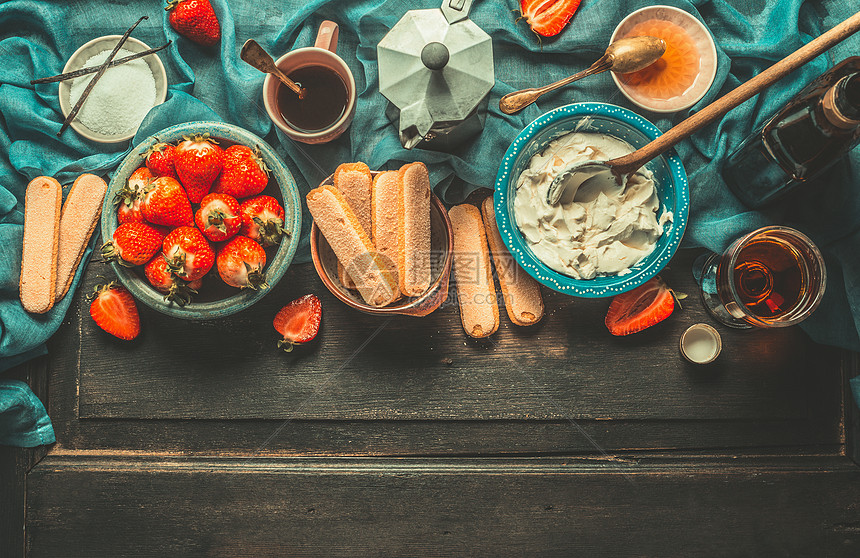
[
  {"left": 101, "top": 121, "right": 302, "bottom": 319},
  {"left": 494, "top": 103, "right": 689, "bottom": 298}
]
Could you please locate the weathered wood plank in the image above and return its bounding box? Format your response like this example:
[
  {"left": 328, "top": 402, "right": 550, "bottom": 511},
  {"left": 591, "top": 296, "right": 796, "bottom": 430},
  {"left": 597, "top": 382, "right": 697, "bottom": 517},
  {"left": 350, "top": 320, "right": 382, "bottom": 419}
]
[
  {"left": 50, "top": 251, "right": 842, "bottom": 426},
  {"left": 26, "top": 455, "right": 860, "bottom": 558},
  {"left": 45, "top": 417, "right": 841, "bottom": 456}
]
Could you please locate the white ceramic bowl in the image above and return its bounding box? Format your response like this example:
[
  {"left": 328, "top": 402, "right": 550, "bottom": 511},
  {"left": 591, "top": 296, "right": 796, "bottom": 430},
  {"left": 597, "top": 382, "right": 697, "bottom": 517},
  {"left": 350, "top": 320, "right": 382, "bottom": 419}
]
[
  {"left": 610, "top": 5, "right": 718, "bottom": 113},
  {"left": 58, "top": 35, "right": 168, "bottom": 143}
]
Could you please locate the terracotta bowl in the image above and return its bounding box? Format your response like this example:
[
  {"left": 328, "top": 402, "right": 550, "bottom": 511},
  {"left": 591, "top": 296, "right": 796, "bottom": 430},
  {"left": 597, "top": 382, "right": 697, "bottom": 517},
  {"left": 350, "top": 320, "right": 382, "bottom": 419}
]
[
  {"left": 101, "top": 121, "right": 302, "bottom": 319},
  {"left": 309, "top": 172, "right": 453, "bottom": 317}
]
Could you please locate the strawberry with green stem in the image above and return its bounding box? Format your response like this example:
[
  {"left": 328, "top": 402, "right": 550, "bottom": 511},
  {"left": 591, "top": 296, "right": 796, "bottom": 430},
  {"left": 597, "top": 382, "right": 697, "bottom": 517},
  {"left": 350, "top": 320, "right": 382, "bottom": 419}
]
[
  {"left": 216, "top": 236, "right": 268, "bottom": 290},
  {"left": 145, "top": 141, "right": 179, "bottom": 180},
  {"left": 115, "top": 167, "right": 152, "bottom": 224},
  {"left": 165, "top": 0, "right": 221, "bottom": 47},
  {"left": 101, "top": 222, "right": 165, "bottom": 267},
  {"left": 174, "top": 134, "right": 224, "bottom": 204},
  {"left": 140, "top": 176, "right": 194, "bottom": 227},
  {"left": 163, "top": 226, "right": 215, "bottom": 282},
  {"left": 239, "top": 195, "right": 287, "bottom": 247},
  {"left": 195, "top": 193, "right": 241, "bottom": 242},
  {"left": 212, "top": 145, "right": 270, "bottom": 200},
  {"left": 144, "top": 254, "right": 202, "bottom": 307}
]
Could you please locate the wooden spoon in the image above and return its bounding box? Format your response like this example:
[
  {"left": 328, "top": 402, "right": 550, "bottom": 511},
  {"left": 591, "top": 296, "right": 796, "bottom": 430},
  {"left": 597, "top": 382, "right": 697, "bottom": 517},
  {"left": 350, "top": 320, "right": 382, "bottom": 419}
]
[
  {"left": 240, "top": 39, "right": 305, "bottom": 99},
  {"left": 546, "top": 9, "right": 860, "bottom": 205},
  {"left": 499, "top": 36, "right": 666, "bottom": 115}
]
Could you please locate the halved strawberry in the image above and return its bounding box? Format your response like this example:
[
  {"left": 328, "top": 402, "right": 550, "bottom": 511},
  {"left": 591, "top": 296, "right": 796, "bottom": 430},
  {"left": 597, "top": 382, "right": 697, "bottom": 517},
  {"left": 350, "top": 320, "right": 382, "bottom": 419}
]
[
  {"left": 273, "top": 294, "right": 321, "bottom": 352},
  {"left": 605, "top": 276, "right": 675, "bottom": 336},
  {"left": 89, "top": 282, "right": 140, "bottom": 340},
  {"left": 520, "top": 0, "right": 581, "bottom": 38}
]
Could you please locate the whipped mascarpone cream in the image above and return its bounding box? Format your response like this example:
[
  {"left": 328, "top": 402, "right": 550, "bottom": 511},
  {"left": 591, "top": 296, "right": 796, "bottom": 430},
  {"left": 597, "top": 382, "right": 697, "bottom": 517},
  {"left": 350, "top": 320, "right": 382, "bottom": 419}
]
[{"left": 514, "top": 131, "right": 672, "bottom": 279}]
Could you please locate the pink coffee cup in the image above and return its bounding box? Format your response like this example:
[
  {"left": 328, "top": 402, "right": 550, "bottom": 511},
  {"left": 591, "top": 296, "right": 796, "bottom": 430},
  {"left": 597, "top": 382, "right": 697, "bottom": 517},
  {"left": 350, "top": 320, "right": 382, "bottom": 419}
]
[{"left": 263, "top": 21, "right": 356, "bottom": 144}]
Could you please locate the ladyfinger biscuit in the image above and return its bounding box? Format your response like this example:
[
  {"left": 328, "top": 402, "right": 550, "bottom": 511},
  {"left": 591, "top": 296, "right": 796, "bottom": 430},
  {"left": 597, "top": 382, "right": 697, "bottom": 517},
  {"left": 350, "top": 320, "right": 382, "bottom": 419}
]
[
  {"left": 480, "top": 196, "right": 544, "bottom": 326},
  {"left": 334, "top": 163, "right": 372, "bottom": 290},
  {"left": 20, "top": 176, "right": 62, "bottom": 314},
  {"left": 371, "top": 171, "right": 401, "bottom": 277},
  {"left": 55, "top": 174, "right": 108, "bottom": 302},
  {"left": 307, "top": 184, "right": 398, "bottom": 307},
  {"left": 397, "top": 162, "right": 431, "bottom": 297},
  {"left": 449, "top": 204, "right": 499, "bottom": 338}
]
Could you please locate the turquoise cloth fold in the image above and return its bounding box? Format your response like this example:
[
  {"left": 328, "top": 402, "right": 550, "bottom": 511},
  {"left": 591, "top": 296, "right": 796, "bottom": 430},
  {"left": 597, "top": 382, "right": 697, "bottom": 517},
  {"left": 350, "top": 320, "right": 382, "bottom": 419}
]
[
  {"left": 0, "top": 379, "right": 54, "bottom": 447},
  {"left": 1, "top": 1, "right": 860, "bottom": 409}
]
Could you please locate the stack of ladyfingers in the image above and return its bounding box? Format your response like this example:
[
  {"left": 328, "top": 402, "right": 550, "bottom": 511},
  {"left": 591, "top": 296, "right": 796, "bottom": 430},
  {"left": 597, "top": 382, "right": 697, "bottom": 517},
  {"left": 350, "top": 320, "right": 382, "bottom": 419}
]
[
  {"left": 307, "top": 162, "right": 431, "bottom": 308},
  {"left": 20, "top": 174, "right": 108, "bottom": 313},
  {"left": 448, "top": 197, "right": 544, "bottom": 338}
]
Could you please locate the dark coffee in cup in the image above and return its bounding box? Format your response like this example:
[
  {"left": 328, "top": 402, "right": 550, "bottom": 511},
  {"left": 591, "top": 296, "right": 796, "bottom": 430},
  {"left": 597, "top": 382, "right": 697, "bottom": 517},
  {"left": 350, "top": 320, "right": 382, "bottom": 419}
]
[{"left": 277, "top": 65, "right": 348, "bottom": 133}]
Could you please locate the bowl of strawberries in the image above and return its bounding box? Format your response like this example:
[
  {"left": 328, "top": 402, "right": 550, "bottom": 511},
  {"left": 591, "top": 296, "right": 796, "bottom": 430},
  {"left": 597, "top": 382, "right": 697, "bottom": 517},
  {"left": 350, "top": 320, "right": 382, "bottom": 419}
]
[{"left": 101, "top": 121, "right": 302, "bottom": 319}]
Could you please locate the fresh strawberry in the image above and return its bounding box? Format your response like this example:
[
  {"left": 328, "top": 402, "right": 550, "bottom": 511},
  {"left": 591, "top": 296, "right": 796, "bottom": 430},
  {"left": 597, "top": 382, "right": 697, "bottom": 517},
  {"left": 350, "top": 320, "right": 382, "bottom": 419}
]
[
  {"left": 140, "top": 176, "right": 194, "bottom": 227},
  {"left": 216, "top": 236, "right": 268, "bottom": 290},
  {"left": 89, "top": 282, "right": 140, "bottom": 341},
  {"left": 115, "top": 167, "right": 152, "bottom": 224},
  {"left": 144, "top": 254, "right": 202, "bottom": 307},
  {"left": 162, "top": 226, "right": 215, "bottom": 282},
  {"left": 519, "top": 0, "right": 581, "bottom": 38},
  {"left": 128, "top": 166, "right": 154, "bottom": 190},
  {"left": 195, "top": 193, "right": 241, "bottom": 242},
  {"left": 273, "top": 294, "right": 321, "bottom": 352},
  {"left": 101, "top": 222, "right": 165, "bottom": 267},
  {"left": 145, "top": 142, "right": 179, "bottom": 179},
  {"left": 117, "top": 202, "right": 144, "bottom": 224},
  {"left": 239, "top": 195, "right": 287, "bottom": 247},
  {"left": 165, "top": 0, "right": 220, "bottom": 47},
  {"left": 605, "top": 277, "right": 675, "bottom": 336},
  {"left": 174, "top": 134, "right": 224, "bottom": 203},
  {"left": 212, "top": 145, "right": 269, "bottom": 199}
]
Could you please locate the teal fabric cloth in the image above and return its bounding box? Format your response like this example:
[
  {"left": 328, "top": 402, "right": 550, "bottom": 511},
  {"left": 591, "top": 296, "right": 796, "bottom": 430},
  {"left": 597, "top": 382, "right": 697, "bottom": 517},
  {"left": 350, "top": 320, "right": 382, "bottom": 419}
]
[
  {"left": 1, "top": 0, "right": 860, "bottom": 418},
  {"left": 0, "top": 379, "right": 54, "bottom": 447}
]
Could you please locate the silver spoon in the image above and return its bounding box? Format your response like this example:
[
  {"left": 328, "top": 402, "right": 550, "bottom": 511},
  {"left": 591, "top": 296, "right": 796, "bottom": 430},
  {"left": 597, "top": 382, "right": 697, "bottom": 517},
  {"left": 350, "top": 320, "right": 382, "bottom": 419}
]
[
  {"left": 240, "top": 39, "right": 305, "bottom": 99},
  {"left": 546, "top": 8, "right": 860, "bottom": 205},
  {"left": 499, "top": 36, "right": 666, "bottom": 115}
]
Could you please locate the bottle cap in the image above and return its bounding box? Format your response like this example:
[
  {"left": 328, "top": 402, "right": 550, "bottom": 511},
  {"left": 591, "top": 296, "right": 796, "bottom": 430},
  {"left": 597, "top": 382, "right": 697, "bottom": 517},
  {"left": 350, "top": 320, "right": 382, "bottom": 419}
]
[
  {"left": 679, "top": 323, "right": 722, "bottom": 364},
  {"left": 822, "top": 76, "right": 860, "bottom": 130}
]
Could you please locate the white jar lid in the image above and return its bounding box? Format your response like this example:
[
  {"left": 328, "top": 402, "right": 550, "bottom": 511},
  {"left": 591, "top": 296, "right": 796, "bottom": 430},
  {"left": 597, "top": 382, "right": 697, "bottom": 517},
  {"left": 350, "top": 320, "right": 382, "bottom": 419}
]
[{"left": 679, "top": 323, "right": 722, "bottom": 364}]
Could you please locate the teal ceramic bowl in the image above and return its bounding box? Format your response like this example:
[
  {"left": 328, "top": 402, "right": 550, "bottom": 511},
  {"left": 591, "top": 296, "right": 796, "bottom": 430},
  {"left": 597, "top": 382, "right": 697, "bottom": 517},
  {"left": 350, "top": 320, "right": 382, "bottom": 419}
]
[
  {"left": 494, "top": 103, "right": 689, "bottom": 298},
  {"left": 101, "top": 121, "right": 302, "bottom": 319}
]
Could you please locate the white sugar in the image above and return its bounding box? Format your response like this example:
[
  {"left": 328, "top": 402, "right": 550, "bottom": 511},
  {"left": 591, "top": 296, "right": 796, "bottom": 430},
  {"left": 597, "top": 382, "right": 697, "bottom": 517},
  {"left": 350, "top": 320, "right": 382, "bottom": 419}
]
[{"left": 69, "top": 48, "right": 156, "bottom": 136}]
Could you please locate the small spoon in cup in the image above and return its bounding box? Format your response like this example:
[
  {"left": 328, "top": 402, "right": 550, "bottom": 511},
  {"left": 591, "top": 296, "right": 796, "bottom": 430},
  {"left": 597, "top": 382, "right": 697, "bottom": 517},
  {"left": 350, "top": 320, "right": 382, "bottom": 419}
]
[{"left": 240, "top": 39, "right": 306, "bottom": 99}]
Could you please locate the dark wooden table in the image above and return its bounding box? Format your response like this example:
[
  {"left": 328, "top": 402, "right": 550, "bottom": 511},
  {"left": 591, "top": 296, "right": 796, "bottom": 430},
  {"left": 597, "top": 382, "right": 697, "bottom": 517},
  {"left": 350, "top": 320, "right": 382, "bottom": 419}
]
[{"left": 3, "top": 243, "right": 860, "bottom": 556}]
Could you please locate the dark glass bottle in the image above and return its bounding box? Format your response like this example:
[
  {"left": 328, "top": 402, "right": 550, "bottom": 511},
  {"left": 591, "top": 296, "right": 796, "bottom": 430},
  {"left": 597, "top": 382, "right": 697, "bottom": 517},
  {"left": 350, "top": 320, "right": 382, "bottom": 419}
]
[{"left": 723, "top": 58, "right": 860, "bottom": 208}]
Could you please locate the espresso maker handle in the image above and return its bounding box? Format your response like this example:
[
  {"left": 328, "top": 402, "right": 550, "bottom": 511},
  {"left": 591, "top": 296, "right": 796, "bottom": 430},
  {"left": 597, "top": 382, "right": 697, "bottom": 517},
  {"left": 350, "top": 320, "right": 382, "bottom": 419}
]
[{"left": 441, "top": 0, "right": 473, "bottom": 24}]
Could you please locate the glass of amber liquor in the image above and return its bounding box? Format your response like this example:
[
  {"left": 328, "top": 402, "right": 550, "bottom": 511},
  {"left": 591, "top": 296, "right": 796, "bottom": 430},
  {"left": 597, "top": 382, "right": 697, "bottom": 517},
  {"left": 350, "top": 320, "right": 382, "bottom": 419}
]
[{"left": 699, "top": 226, "right": 826, "bottom": 329}]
